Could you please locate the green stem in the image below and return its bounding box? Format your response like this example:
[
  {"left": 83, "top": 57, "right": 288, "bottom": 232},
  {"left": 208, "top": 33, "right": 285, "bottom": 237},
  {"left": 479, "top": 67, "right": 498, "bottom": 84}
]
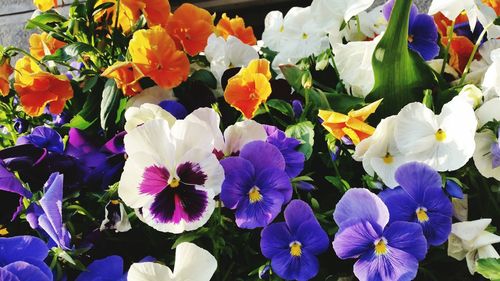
[
  {"left": 440, "top": 20, "right": 455, "bottom": 75},
  {"left": 4, "top": 47, "right": 49, "bottom": 71},
  {"left": 460, "top": 22, "right": 493, "bottom": 85}
]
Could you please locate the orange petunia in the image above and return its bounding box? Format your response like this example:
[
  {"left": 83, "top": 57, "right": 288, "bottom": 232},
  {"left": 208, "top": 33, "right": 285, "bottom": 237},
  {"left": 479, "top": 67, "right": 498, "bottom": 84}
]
[
  {"left": 14, "top": 56, "right": 73, "bottom": 117},
  {"left": 441, "top": 36, "right": 477, "bottom": 73},
  {"left": 167, "top": 3, "right": 214, "bottom": 56},
  {"left": 129, "top": 26, "right": 190, "bottom": 90},
  {"left": 29, "top": 32, "right": 66, "bottom": 60},
  {"left": 33, "top": 0, "right": 57, "bottom": 11},
  {"left": 102, "top": 62, "right": 145, "bottom": 97},
  {"left": 216, "top": 13, "right": 257, "bottom": 46},
  {"left": 224, "top": 59, "right": 272, "bottom": 119},
  {"left": 318, "top": 99, "right": 383, "bottom": 145},
  {"left": 0, "top": 58, "right": 13, "bottom": 97}
]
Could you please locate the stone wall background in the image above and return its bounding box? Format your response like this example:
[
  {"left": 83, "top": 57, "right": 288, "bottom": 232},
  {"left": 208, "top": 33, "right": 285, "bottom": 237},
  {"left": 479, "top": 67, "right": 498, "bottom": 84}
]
[{"left": 0, "top": 0, "right": 432, "bottom": 50}]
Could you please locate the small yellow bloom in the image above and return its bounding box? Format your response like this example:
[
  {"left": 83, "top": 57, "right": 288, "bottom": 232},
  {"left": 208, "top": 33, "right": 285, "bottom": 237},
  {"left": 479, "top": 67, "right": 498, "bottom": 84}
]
[
  {"left": 33, "top": 0, "right": 57, "bottom": 11},
  {"left": 319, "top": 99, "right": 382, "bottom": 145}
]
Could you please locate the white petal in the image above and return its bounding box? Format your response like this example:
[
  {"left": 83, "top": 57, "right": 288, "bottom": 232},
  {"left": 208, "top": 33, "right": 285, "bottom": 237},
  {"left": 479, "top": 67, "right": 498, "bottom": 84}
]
[
  {"left": 262, "top": 11, "right": 286, "bottom": 51},
  {"left": 473, "top": 231, "right": 500, "bottom": 250},
  {"left": 475, "top": 97, "right": 500, "bottom": 127},
  {"left": 126, "top": 86, "right": 176, "bottom": 109},
  {"left": 184, "top": 108, "right": 225, "bottom": 152},
  {"left": 343, "top": 0, "right": 375, "bottom": 22},
  {"left": 370, "top": 154, "right": 406, "bottom": 188},
  {"left": 125, "top": 103, "right": 176, "bottom": 132},
  {"left": 477, "top": 244, "right": 500, "bottom": 260},
  {"left": 226, "top": 36, "right": 259, "bottom": 67},
  {"left": 448, "top": 233, "right": 468, "bottom": 261},
  {"left": 223, "top": 120, "right": 267, "bottom": 155},
  {"left": 451, "top": 219, "right": 492, "bottom": 241},
  {"left": 171, "top": 119, "right": 215, "bottom": 159},
  {"left": 473, "top": 131, "right": 500, "bottom": 180},
  {"left": 127, "top": 262, "right": 174, "bottom": 281},
  {"left": 173, "top": 242, "right": 217, "bottom": 281},
  {"left": 428, "top": 0, "right": 474, "bottom": 21},
  {"left": 204, "top": 33, "right": 227, "bottom": 62}
]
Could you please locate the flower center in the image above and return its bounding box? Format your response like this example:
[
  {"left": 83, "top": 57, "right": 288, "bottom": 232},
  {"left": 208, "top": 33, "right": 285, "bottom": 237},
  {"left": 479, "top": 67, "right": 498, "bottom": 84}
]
[
  {"left": 170, "top": 178, "right": 180, "bottom": 188},
  {"left": 383, "top": 153, "right": 394, "bottom": 164},
  {"left": 110, "top": 199, "right": 120, "bottom": 205},
  {"left": 279, "top": 25, "right": 284, "bottom": 32},
  {"left": 289, "top": 241, "right": 302, "bottom": 257},
  {"left": 416, "top": 207, "right": 429, "bottom": 222},
  {"left": 0, "top": 225, "right": 8, "bottom": 236},
  {"left": 248, "top": 186, "right": 263, "bottom": 203},
  {"left": 408, "top": 34, "right": 414, "bottom": 43},
  {"left": 302, "top": 33, "right": 308, "bottom": 40},
  {"left": 374, "top": 237, "right": 388, "bottom": 256},
  {"left": 435, "top": 129, "right": 447, "bottom": 142}
]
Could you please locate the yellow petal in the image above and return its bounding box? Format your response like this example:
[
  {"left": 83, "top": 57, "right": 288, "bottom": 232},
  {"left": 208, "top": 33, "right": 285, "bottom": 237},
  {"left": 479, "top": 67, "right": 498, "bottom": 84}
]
[{"left": 349, "top": 99, "right": 383, "bottom": 121}]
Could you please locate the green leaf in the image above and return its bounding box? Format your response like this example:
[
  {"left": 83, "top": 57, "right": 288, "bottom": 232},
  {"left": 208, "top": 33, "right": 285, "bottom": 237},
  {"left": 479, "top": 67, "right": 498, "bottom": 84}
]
[
  {"left": 42, "top": 42, "right": 97, "bottom": 63},
  {"left": 285, "top": 121, "right": 315, "bottom": 160},
  {"left": 367, "top": 0, "right": 439, "bottom": 119},
  {"left": 66, "top": 88, "right": 101, "bottom": 130},
  {"left": 476, "top": 258, "right": 500, "bottom": 280},
  {"left": 494, "top": 16, "right": 500, "bottom": 26},
  {"left": 325, "top": 176, "right": 350, "bottom": 193},
  {"left": 100, "top": 79, "right": 121, "bottom": 131},
  {"left": 67, "top": 115, "right": 93, "bottom": 130},
  {"left": 267, "top": 99, "right": 294, "bottom": 118},
  {"left": 26, "top": 11, "right": 67, "bottom": 29},
  {"left": 190, "top": 69, "right": 217, "bottom": 89},
  {"left": 171, "top": 228, "right": 209, "bottom": 249}
]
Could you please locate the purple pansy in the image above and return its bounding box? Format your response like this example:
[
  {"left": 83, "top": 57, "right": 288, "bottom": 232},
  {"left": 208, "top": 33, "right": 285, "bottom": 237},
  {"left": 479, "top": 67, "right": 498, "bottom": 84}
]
[
  {"left": 379, "top": 162, "right": 453, "bottom": 246},
  {"left": 383, "top": 0, "right": 439, "bottom": 61},
  {"left": 0, "top": 160, "right": 32, "bottom": 226},
  {"left": 264, "top": 125, "right": 305, "bottom": 178},
  {"left": 261, "top": 200, "right": 329, "bottom": 281},
  {"left": 332, "top": 188, "right": 427, "bottom": 281},
  {"left": 17, "top": 126, "right": 64, "bottom": 154},
  {"left": 220, "top": 140, "right": 292, "bottom": 229},
  {"left": 26, "top": 173, "right": 72, "bottom": 250},
  {"left": 76, "top": 255, "right": 126, "bottom": 281},
  {"left": 0, "top": 235, "right": 52, "bottom": 281}
]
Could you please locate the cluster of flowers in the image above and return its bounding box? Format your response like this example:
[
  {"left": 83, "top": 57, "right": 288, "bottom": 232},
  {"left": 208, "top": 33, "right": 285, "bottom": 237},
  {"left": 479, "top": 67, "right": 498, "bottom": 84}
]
[{"left": 0, "top": 0, "right": 499, "bottom": 280}]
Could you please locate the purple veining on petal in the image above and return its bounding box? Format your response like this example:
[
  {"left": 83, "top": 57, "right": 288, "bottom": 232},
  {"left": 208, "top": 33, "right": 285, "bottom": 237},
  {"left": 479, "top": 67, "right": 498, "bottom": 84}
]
[
  {"left": 177, "top": 162, "right": 207, "bottom": 186},
  {"left": 490, "top": 141, "right": 500, "bottom": 169},
  {"left": 139, "top": 166, "right": 169, "bottom": 195},
  {"left": 150, "top": 184, "right": 208, "bottom": 224}
]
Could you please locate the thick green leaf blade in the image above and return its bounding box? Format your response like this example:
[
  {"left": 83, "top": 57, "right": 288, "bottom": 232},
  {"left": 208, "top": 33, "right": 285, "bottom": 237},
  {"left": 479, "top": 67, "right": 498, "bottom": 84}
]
[
  {"left": 100, "top": 79, "right": 121, "bottom": 131},
  {"left": 267, "top": 99, "right": 294, "bottom": 118},
  {"left": 476, "top": 258, "right": 500, "bottom": 280},
  {"left": 25, "top": 11, "right": 67, "bottom": 29}
]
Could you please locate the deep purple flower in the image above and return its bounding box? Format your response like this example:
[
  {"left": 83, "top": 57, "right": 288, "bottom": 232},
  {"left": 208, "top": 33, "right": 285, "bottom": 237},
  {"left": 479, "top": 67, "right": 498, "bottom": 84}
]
[
  {"left": 333, "top": 188, "right": 427, "bottom": 281},
  {"left": 264, "top": 125, "right": 305, "bottom": 178},
  {"left": 445, "top": 179, "right": 464, "bottom": 199},
  {"left": 159, "top": 100, "right": 188, "bottom": 119},
  {"left": 383, "top": 0, "right": 439, "bottom": 61},
  {"left": 0, "top": 235, "right": 52, "bottom": 281},
  {"left": 76, "top": 255, "right": 126, "bottom": 281},
  {"left": 220, "top": 141, "right": 292, "bottom": 229},
  {"left": 292, "top": 100, "right": 303, "bottom": 118},
  {"left": 261, "top": 200, "right": 329, "bottom": 281},
  {"left": 17, "top": 126, "right": 64, "bottom": 154},
  {"left": 0, "top": 160, "right": 32, "bottom": 226},
  {"left": 379, "top": 162, "right": 453, "bottom": 246},
  {"left": 26, "top": 173, "right": 72, "bottom": 250}
]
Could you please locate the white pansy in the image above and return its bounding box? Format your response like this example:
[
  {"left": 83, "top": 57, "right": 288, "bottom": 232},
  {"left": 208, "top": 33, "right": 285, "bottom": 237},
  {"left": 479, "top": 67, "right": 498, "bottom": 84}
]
[
  {"left": 482, "top": 49, "right": 500, "bottom": 100},
  {"left": 126, "top": 86, "right": 176, "bottom": 109},
  {"left": 124, "top": 103, "right": 176, "bottom": 132},
  {"left": 473, "top": 98, "right": 500, "bottom": 180},
  {"left": 457, "top": 84, "right": 484, "bottom": 108},
  {"left": 469, "top": 39, "right": 500, "bottom": 84},
  {"left": 262, "top": 11, "right": 287, "bottom": 52},
  {"left": 204, "top": 34, "right": 259, "bottom": 84},
  {"left": 127, "top": 242, "right": 217, "bottom": 281},
  {"left": 99, "top": 201, "right": 131, "bottom": 233},
  {"left": 341, "top": 5, "right": 387, "bottom": 42},
  {"left": 448, "top": 219, "right": 500, "bottom": 274},
  {"left": 394, "top": 99, "right": 477, "bottom": 171},
  {"left": 354, "top": 116, "right": 407, "bottom": 188},
  {"left": 332, "top": 35, "right": 382, "bottom": 98}
]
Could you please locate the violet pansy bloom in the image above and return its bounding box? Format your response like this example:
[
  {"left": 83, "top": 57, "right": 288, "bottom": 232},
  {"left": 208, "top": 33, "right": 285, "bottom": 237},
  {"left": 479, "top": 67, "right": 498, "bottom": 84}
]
[
  {"left": 383, "top": 0, "right": 439, "bottom": 61},
  {"left": 333, "top": 188, "right": 427, "bottom": 281},
  {"left": 0, "top": 235, "right": 53, "bottom": 281},
  {"left": 76, "top": 255, "right": 126, "bottom": 281},
  {"left": 260, "top": 200, "right": 329, "bottom": 281},
  {"left": 264, "top": 125, "right": 305, "bottom": 178},
  {"left": 0, "top": 160, "right": 32, "bottom": 227},
  {"left": 220, "top": 141, "right": 292, "bottom": 229},
  {"left": 17, "top": 126, "right": 64, "bottom": 154},
  {"left": 379, "top": 162, "right": 453, "bottom": 246}
]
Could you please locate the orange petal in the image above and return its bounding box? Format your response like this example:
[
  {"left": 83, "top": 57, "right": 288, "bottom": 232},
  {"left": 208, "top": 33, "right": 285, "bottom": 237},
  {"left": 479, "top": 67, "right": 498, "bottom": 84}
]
[
  {"left": 348, "top": 99, "right": 382, "bottom": 121},
  {"left": 29, "top": 32, "right": 66, "bottom": 60},
  {"left": 34, "top": 0, "right": 58, "bottom": 11},
  {"left": 442, "top": 36, "right": 477, "bottom": 73},
  {"left": 224, "top": 73, "right": 271, "bottom": 119},
  {"left": 242, "top": 59, "right": 272, "bottom": 80},
  {"left": 102, "top": 62, "right": 145, "bottom": 96},
  {"left": 216, "top": 13, "right": 257, "bottom": 46},
  {"left": 0, "top": 60, "right": 13, "bottom": 97}
]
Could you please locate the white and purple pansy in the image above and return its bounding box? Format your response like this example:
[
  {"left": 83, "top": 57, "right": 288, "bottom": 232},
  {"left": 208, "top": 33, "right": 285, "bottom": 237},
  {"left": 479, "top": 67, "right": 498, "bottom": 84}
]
[{"left": 118, "top": 118, "right": 224, "bottom": 234}]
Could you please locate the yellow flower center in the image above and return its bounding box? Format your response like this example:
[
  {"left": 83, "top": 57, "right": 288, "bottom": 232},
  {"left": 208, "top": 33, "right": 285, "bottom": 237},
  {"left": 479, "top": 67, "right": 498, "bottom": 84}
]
[
  {"left": 279, "top": 25, "right": 284, "bottom": 32},
  {"left": 110, "top": 200, "right": 120, "bottom": 205},
  {"left": 416, "top": 207, "right": 429, "bottom": 223},
  {"left": 302, "top": 33, "right": 308, "bottom": 40},
  {"left": 435, "top": 129, "right": 446, "bottom": 142},
  {"left": 248, "top": 187, "right": 263, "bottom": 203},
  {"left": 0, "top": 225, "right": 8, "bottom": 236},
  {"left": 383, "top": 153, "right": 394, "bottom": 164},
  {"left": 374, "top": 238, "right": 388, "bottom": 256},
  {"left": 170, "top": 178, "right": 180, "bottom": 188},
  {"left": 289, "top": 241, "right": 302, "bottom": 257}
]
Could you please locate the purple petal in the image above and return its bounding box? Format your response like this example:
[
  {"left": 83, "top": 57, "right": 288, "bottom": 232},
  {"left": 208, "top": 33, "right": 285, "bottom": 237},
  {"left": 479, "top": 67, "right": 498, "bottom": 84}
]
[
  {"left": 383, "top": 0, "right": 418, "bottom": 23},
  {"left": 240, "top": 141, "right": 286, "bottom": 173},
  {"left": 176, "top": 162, "right": 207, "bottom": 186},
  {"left": 284, "top": 200, "right": 316, "bottom": 234},
  {"left": 394, "top": 162, "right": 441, "bottom": 203},
  {"left": 383, "top": 222, "right": 427, "bottom": 261},
  {"left": 150, "top": 185, "right": 208, "bottom": 224},
  {"left": 139, "top": 166, "right": 169, "bottom": 196},
  {"left": 260, "top": 222, "right": 292, "bottom": 259},
  {"left": 354, "top": 248, "right": 419, "bottom": 281},
  {"left": 264, "top": 126, "right": 304, "bottom": 178},
  {"left": 333, "top": 221, "right": 382, "bottom": 259},
  {"left": 17, "top": 127, "right": 64, "bottom": 154},
  {"left": 3, "top": 261, "right": 51, "bottom": 281},
  {"left": 65, "top": 129, "right": 107, "bottom": 169},
  {"left": 271, "top": 249, "right": 320, "bottom": 281},
  {"left": 333, "top": 188, "right": 389, "bottom": 229},
  {"left": 408, "top": 14, "right": 439, "bottom": 61},
  {"left": 295, "top": 181, "right": 314, "bottom": 191},
  {"left": 254, "top": 168, "right": 292, "bottom": 204},
  {"left": 379, "top": 187, "right": 418, "bottom": 224},
  {"left": 421, "top": 212, "right": 452, "bottom": 246},
  {"left": 445, "top": 180, "right": 464, "bottom": 199},
  {"left": 220, "top": 157, "right": 255, "bottom": 209},
  {"left": 235, "top": 189, "right": 284, "bottom": 229},
  {"left": 491, "top": 141, "right": 500, "bottom": 169},
  {"left": 102, "top": 132, "right": 126, "bottom": 154},
  {"left": 20, "top": 259, "right": 53, "bottom": 281},
  {"left": 0, "top": 161, "right": 31, "bottom": 198},
  {"left": 292, "top": 100, "right": 303, "bottom": 117},
  {"left": 0, "top": 267, "right": 20, "bottom": 281},
  {"left": 76, "top": 255, "right": 123, "bottom": 281},
  {"left": 159, "top": 100, "right": 188, "bottom": 119},
  {"left": 296, "top": 221, "right": 329, "bottom": 255},
  {"left": 0, "top": 236, "right": 48, "bottom": 265}
]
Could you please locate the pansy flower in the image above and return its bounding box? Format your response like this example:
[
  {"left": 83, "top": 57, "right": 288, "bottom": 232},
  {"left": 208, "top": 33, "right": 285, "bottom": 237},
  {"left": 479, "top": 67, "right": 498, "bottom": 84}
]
[
  {"left": 14, "top": 56, "right": 73, "bottom": 117},
  {"left": 127, "top": 242, "right": 217, "bottom": 281},
  {"left": 0, "top": 160, "right": 32, "bottom": 229},
  {"left": 224, "top": 59, "right": 273, "bottom": 119},
  {"left": 379, "top": 162, "right": 453, "bottom": 246},
  {"left": 34, "top": 0, "right": 57, "bottom": 11},
  {"left": 215, "top": 13, "right": 257, "bottom": 46},
  {"left": 119, "top": 118, "right": 224, "bottom": 233},
  {"left": 220, "top": 141, "right": 292, "bottom": 229},
  {"left": 29, "top": 32, "right": 65, "bottom": 60},
  {"left": 319, "top": 99, "right": 382, "bottom": 145},
  {"left": 473, "top": 98, "right": 500, "bottom": 180},
  {"left": 17, "top": 126, "right": 64, "bottom": 154},
  {"left": 260, "top": 200, "right": 329, "bottom": 281},
  {"left": 0, "top": 235, "right": 52, "bottom": 281},
  {"left": 76, "top": 255, "right": 126, "bottom": 281},
  {"left": 167, "top": 4, "right": 214, "bottom": 56},
  {"left": 0, "top": 58, "right": 12, "bottom": 96},
  {"left": 332, "top": 188, "right": 428, "bottom": 281},
  {"left": 102, "top": 62, "right": 145, "bottom": 97},
  {"left": 264, "top": 125, "right": 305, "bottom": 178}
]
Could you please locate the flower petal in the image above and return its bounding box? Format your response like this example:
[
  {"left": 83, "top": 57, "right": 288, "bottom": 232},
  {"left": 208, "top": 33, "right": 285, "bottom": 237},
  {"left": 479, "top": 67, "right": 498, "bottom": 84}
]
[{"left": 333, "top": 188, "right": 389, "bottom": 229}]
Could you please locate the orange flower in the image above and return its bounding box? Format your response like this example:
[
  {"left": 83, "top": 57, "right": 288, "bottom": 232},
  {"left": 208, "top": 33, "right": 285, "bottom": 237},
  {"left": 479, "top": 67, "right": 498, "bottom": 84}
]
[
  {"left": 102, "top": 62, "right": 145, "bottom": 97},
  {"left": 129, "top": 26, "right": 190, "bottom": 89},
  {"left": 141, "top": 0, "right": 171, "bottom": 28},
  {"left": 33, "top": 0, "right": 57, "bottom": 11},
  {"left": 441, "top": 36, "right": 477, "bottom": 73},
  {"left": 318, "top": 99, "right": 382, "bottom": 145},
  {"left": 167, "top": 3, "right": 214, "bottom": 56},
  {"left": 14, "top": 56, "right": 73, "bottom": 117},
  {"left": 224, "top": 59, "right": 272, "bottom": 119},
  {"left": 29, "top": 32, "right": 66, "bottom": 60},
  {"left": 94, "top": 0, "right": 142, "bottom": 33},
  {"left": 0, "top": 58, "right": 13, "bottom": 97},
  {"left": 216, "top": 13, "right": 257, "bottom": 46}
]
